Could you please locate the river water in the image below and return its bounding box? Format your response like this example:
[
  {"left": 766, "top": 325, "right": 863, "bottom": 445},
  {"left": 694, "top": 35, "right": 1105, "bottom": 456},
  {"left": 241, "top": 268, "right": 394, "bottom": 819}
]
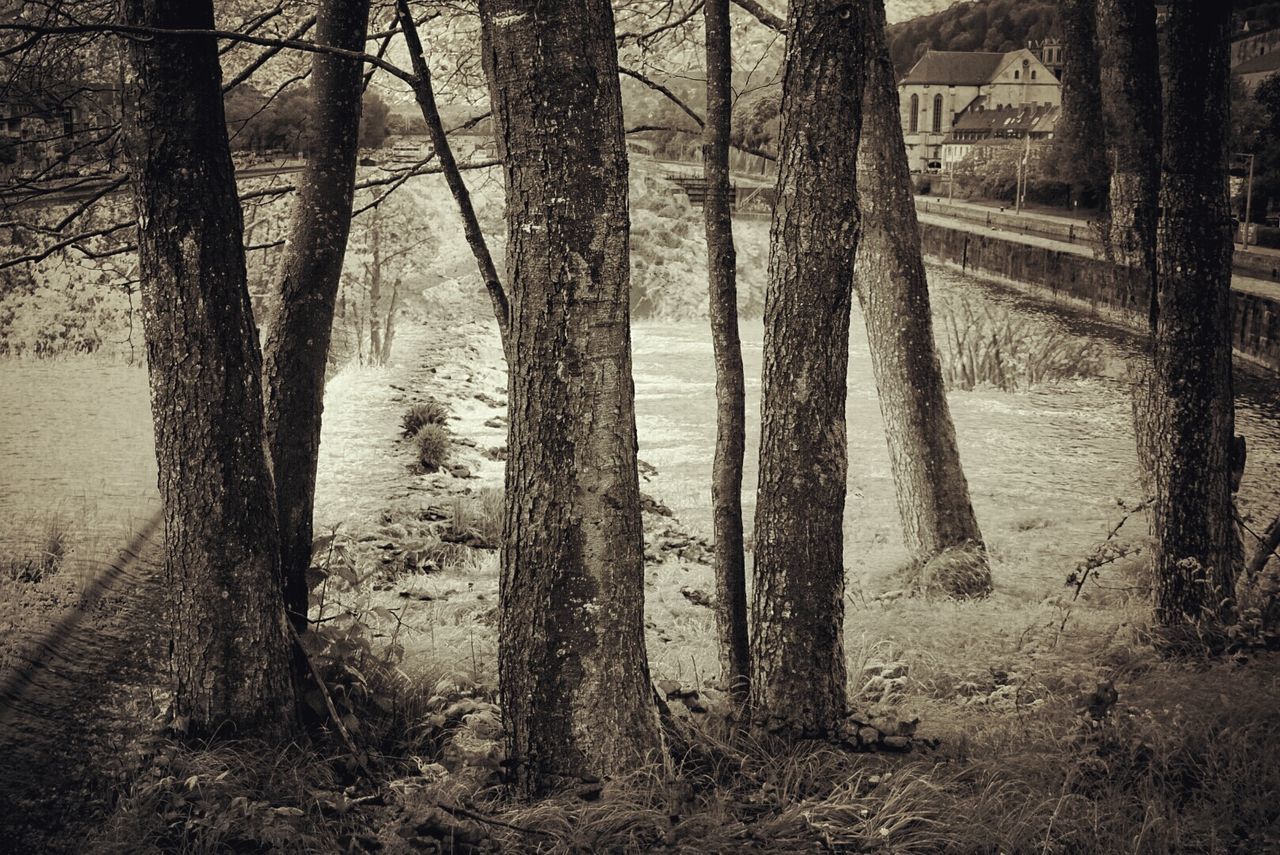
[{"left": 1, "top": 264, "right": 1277, "bottom": 597}]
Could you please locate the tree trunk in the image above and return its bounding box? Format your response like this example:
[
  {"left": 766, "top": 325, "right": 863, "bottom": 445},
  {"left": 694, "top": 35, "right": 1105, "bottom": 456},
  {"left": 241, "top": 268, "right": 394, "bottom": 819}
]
[
  {"left": 854, "top": 0, "right": 988, "bottom": 599},
  {"left": 1151, "top": 0, "right": 1237, "bottom": 636},
  {"left": 1095, "top": 0, "right": 1162, "bottom": 486},
  {"left": 1056, "top": 0, "right": 1109, "bottom": 208},
  {"left": 121, "top": 0, "right": 294, "bottom": 738},
  {"left": 380, "top": 277, "right": 400, "bottom": 365},
  {"left": 261, "top": 0, "right": 371, "bottom": 632},
  {"left": 750, "top": 0, "right": 864, "bottom": 738},
  {"left": 480, "top": 0, "right": 661, "bottom": 795},
  {"left": 702, "top": 0, "right": 750, "bottom": 705},
  {"left": 368, "top": 215, "right": 383, "bottom": 364}
]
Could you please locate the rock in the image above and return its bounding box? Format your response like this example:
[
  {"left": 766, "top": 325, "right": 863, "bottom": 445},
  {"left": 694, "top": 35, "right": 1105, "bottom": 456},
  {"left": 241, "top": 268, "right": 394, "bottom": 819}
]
[
  {"left": 484, "top": 417, "right": 506, "bottom": 429},
  {"left": 380, "top": 523, "right": 409, "bottom": 541},
  {"left": 680, "top": 587, "right": 714, "bottom": 608},
  {"left": 640, "top": 492, "right": 674, "bottom": 517},
  {"left": 449, "top": 464, "right": 472, "bottom": 479},
  {"left": 637, "top": 458, "right": 659, "bottom": 479},
  {"left": 857, "top": 727, "right": 881, "bottom": 747},
  {"left": 882, "top": 736, "right": 912, "bottom": 752},
  {"left": 880, "top": 663, "right": 908, "bottom": 680},
  {"left": 656, "top": 679, "right": 681, "bottom": 699},
  {"left": 484, "top": 445, "right": 508, "bottom": 461},
  {"left": 455, "top": 436, "right": 478, "bottom": 448}
]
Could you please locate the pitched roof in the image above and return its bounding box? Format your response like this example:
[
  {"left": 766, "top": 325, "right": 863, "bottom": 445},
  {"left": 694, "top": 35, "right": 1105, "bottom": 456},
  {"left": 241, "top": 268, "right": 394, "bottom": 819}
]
[
  {"left": 943, "top": 102, "right": 1060, "bottom": 143},
  {"left": 1235, "top": 49, "right": 1280, "bottom": 76},
  {"left": 900, "top": 51, "right": 1008, "bottom": 86}
]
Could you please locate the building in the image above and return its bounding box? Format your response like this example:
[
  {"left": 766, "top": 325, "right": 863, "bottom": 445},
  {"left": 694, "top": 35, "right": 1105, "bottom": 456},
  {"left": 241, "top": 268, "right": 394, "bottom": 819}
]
[
  {"left": 939, "top": 102, "right": 1059, "bottom": 171},
  {"left": 897, "top": 48, "right": 1061, "bottom": 173},
  {"left": 1235, "top": 49, "right": 1280, "bottom": 92},
  {"left": 1028, "top": 39, "right": 1065, "bottom": 80},
  {"left": 0, "top": 82, "right": 117, "bottom": 179},
  {"left": 1232, "top": 22, "right": 1280, "bottom": 68}
]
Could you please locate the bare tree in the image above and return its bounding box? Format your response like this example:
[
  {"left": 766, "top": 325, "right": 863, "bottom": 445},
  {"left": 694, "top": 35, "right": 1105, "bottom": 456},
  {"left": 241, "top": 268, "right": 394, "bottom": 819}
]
[
  {"left": 1150, "top": 0, "right": 1238, "bottom": 638},
  {"left": 854, "top": 0, "right": 988, "bottom": 598},
  {"left": 121, "top": 0, "right": 294, "bottom": 737},
  {"left": 261, "top": 0, "right": 371, "bottom": 635},
  {"left": 479, "top": 0, "right": 662, "bottom": 794},
  {"left": 701, "top": 0, "right": 750, "bottom": 705},
  {"left": 750, "top": 0, "right": 864, "bottom": 737}
]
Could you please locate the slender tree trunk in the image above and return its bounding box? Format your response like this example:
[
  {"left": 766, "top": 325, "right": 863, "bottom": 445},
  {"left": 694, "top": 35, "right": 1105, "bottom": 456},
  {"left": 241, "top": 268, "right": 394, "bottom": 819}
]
[
  {"left": 1151, "top": 0, "right": 1237, "bottom": 636},
  {"left": 702, "top": 0, "right": 750, "bottom": 705},
  {"left": 121, "top": 0, "right": 294, "bottom": 738},
  {"left": 480, "top": 0, "right": 661, "bottom": 795},
  {"left": 1095, "top": 0, "right": 1162, "bottom": 486},
  {"left": 261, "top": 0, "right": 371, "bottom": 632},
  {"left": 368, "top": 215, "right": 383, "bottom": 363},
  {"left": 854, "top": 0, "right": 988, "bottom": 598},
  {"left": 380, "top": 277, "right": 399, "bottom": 365},
  {"left": 750, "top": 0, "right": 864, "bottom": 737}
]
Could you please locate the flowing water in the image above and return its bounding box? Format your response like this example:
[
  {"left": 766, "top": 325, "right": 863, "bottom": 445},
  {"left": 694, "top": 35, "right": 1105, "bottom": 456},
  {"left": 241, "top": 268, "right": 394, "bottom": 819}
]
[{"left": 1, "top": 265, "right": 1277, "bottom": 599}]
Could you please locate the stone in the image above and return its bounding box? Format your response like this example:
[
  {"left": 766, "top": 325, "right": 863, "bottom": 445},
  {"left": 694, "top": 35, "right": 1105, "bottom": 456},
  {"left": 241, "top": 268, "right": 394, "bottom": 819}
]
[
  {"left": 449, "top": 464, "right": 472, "bottom": 479},
  {"left": 680, "top": 587, "right": 714, "bottom": 608},
  {"left": 882, "top": 736, "right": 912, "bottom": 752}
]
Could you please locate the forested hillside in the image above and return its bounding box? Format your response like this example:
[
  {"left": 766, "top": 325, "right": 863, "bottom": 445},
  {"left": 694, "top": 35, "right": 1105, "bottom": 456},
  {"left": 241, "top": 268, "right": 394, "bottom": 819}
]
[{"left": 887, "top": 0, "right": 1061, "bottom": 74}]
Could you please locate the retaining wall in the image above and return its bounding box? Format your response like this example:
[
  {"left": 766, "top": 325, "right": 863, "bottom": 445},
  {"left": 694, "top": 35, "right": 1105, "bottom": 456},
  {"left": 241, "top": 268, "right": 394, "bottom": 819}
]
[{"left": 918, "top": 220, "right": 1280, "bottom": 375}]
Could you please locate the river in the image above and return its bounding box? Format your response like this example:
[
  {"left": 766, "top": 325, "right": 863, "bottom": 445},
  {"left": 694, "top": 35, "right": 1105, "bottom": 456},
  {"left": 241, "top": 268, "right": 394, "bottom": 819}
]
[{"left": 1, "top": 264, "right": 1277, "bottom": 599}]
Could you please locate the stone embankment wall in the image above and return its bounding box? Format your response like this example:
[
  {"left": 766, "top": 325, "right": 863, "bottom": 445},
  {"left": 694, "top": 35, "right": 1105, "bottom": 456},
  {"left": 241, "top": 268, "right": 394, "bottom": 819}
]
[{"left": 918, "top": 220, "right": 1280, "bottom": 375}]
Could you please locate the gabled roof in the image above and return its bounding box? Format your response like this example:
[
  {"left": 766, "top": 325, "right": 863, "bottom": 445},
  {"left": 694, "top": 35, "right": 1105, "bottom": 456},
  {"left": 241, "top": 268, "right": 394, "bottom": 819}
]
[
  {"left": 1235, "top": 49, "right": 1280, "bottom": 76},
  {"left": 899, "top": 51, "right": 1008, "bottom": 86},
  {"left": 944, "top": 102, "right": 1060, "bottom": 142}
]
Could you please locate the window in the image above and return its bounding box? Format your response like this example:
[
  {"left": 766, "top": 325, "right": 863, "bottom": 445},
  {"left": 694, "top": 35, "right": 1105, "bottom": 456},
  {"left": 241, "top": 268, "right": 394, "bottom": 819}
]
[
  {"left": 909, "top": 94, "right": 919, "bottom": 133},
  {"left": 932, "top": 94, "right": 943, "bottom": 133},
  {"left": 1031, "top": 70, "right": 1037, "bottom": 80},
  {"left": 1014, "top": 69, "right": 1020, "bottom": 80}
]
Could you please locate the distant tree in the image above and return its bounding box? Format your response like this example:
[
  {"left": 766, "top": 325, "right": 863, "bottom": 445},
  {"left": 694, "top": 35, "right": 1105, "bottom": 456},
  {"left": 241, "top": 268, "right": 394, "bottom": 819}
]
[
  {"left": 360, "top": 90, "right": 391, "bottom": 148},
  {"left": 121, "top": 0, "right": 295, "bottom": 737},
  {"left": 855, "top": 0, "right": 990, "bottom": 598},
  {"left": 1150, "top": 0, "right": 1239, "bottom": 640},
  {"left": 479, "top": 0, "right": 661, "bottom": 794},
  {"left": 751, "top": 0, "right": 864, "bottom": 737}
]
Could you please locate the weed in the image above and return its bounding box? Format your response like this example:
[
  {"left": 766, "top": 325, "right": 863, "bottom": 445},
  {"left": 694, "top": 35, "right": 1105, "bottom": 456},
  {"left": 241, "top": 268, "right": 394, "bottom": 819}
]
[
  {"left": 413, "top": 424, "right": 450, "bottom": 472},
  {"left": 2, "top": 515, "right": 68, "bottom": 583},
  {"left": 401, "top": 399, "right": 449, "bottom": 438}
]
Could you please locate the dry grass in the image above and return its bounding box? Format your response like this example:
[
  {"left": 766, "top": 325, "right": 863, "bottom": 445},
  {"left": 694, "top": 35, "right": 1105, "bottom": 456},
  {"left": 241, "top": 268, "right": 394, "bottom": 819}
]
[{"left": 937, "top": 296, "right": 1105, "bottom": 391}]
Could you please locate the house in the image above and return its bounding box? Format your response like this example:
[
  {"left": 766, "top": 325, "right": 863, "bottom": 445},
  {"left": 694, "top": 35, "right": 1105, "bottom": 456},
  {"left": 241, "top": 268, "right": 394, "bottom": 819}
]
[
  {"left": 0, "top": 82, "right": 117, "bottom": 179},
  {"left": 1235, "top": 49, "right": 1280, "bottom": 92},
  {"left": 939, "top": 102, "right": 1060, "bottom": 171},
  {"left": 897, "top": 48, "right": 1061, "bottom": 173}
]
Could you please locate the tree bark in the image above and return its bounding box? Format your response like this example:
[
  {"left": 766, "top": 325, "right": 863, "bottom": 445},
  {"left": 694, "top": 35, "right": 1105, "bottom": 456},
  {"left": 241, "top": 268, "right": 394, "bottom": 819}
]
[
  {"left": 750, "top": 0, "right": 864, "bottom": 737},
  {"left": 480, "top": 0, "right": 661, "bottom": 795},
  {"left": 1056, "top": 0, "right": 1109, "bottom": 208},
  {"left": 854, "top": 0, "right": 988, "bottom": 598},
  {"left": 121, "top": 0, "right": 294, "bottom": 738},
  {"left": 1095, "top": 0, "right": 1162, "bottom": 485},
  {"left": 261, "top": 0, "right": 371, "bottom": 633},
  {"left": 702, "top": 0, "right": 750, "bottom": 705},
  {"left": 1151, "top": 0, "right": 1238, "bottom": 635}
]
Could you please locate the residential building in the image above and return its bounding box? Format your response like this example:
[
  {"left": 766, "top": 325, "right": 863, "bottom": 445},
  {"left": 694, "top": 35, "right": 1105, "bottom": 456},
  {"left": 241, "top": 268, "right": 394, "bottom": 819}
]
[
  {"left": 939, "top": 102, "right": 1059, "bottom": 171},
  {"left": 897, "top": 48, "right": 1061, "bottom": 173}
]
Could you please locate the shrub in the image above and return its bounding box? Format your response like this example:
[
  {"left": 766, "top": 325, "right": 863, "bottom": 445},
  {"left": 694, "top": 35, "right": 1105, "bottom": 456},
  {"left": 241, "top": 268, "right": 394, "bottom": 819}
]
[
  {"left": 912, "top": 175, "right": 932, "bottom": 195},
  {"left": 402, "top": 399, "right": 449, "bottom": 437},
  {"left": 2, "top": 516, "right": 68, "bottom": 583},
  {"left": 414, "top": 424, "right": 450, "bottom": 472}
]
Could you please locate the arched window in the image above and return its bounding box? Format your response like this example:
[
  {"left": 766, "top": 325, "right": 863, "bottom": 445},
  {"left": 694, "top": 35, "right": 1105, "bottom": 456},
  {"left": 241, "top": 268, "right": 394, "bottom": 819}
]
[
  {"left": 932, "top": 94, "right": 943, "bottom": 133},
  {"left": 909, "top": 94, "right": 919, "bottom": 132},
  {"left": 1014, "top": 69, "right": 1020, "bottom": 80},
  {"left": 1031, "top": 69, "right": 1037, "bottom": 80}
]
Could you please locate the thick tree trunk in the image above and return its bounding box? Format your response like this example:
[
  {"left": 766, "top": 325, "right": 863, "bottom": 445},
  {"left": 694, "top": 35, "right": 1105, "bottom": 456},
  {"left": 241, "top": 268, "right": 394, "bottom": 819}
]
[
  {"left": 261, "top": 0, "right": 370, "bottom": 632},
  {"left": 1056, "top": 0, "right": 1109, "bottom": 207},
  {"left": 854, "top": 0, "right": 988, "bottom": 598},
  {"left": 121, "top": 0, "right": 294, "bottom": 737},
  {"left": 1151, "top": 1, "right": 1237, "bottom": 635},
  {"left": 750, "top": 0, "right": 864, "bottom": 738},
  {"left": 480, "top": 0, "right": 661, "bottom": 795},
  {"left": 1095, "top": 0, "right": 1162, "bottom": 486},
  {"left": 702, "top": 0, "right": 750, "bottom": 704}
]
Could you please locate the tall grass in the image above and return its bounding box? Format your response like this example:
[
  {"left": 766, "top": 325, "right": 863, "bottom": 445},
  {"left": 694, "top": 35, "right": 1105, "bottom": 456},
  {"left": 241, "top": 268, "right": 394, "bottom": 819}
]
[{"left": 937, "top": 297, "right": 1105, "bottom": 391}]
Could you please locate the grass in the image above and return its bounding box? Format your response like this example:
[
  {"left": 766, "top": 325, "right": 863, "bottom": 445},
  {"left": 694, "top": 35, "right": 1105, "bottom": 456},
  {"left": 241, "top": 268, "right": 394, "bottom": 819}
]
[
  {"left": 413, "top": 423, "right": 450, "bottom": 472},
  {"left": 1, "top": 513, "right": 68, "bottom": 583},
  {"left": 937, "top": 296, "right": 1105, "bottom": 391},
  {"left": 401, "top": 399, "right": 449, "bottom": 438}
]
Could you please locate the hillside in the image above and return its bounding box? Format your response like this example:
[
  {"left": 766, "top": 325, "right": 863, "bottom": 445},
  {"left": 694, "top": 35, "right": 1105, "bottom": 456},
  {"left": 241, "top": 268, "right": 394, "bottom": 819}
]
[{"left": 887, "top": 0, "right": 1061, "bottom": 75}]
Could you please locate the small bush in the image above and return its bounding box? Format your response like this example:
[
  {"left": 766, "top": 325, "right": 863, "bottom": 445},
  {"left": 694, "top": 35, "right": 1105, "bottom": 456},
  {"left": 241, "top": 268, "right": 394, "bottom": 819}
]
[
  {"left": 912, "top": 175, "right": 932, "bottom": 195},
  {"left": 402, "top": 399, "right": 449, "bottom": 437},
  {"left": 2, "top": 516, "right": 68, "bottom": 583},
  {"left": 414, "top": 424, "right": 450, "bottom": 472}
]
